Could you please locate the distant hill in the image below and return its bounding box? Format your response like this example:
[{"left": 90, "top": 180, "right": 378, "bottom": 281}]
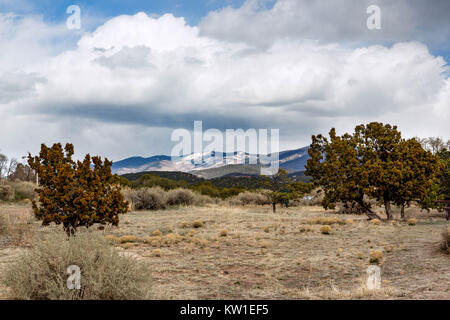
[
  {"left": 192, "top": 164, "right": 262, "bottom": 179},
  {"left": 121, "top": 171, "right": 203, "bottom": 184},
  {"left": 112, "top": 146, "right": 310, "bottom": 178}
]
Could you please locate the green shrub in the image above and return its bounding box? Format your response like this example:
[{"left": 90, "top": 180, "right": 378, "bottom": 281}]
[{"left": 2, "top": 231, "right": 152, "bottom": 299}]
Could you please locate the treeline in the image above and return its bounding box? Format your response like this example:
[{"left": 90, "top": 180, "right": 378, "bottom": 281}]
[{"left": 118, "top": 171, "right": 314, "bottom": 200}]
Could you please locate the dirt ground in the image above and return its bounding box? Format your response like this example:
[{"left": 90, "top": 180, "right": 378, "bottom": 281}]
[{"left": 0, "top": 203, "right": 448, "bottom": 299}]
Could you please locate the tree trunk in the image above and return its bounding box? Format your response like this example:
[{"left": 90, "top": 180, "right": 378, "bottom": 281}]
[
  {"left": 384, "top": 200, "right": 393, "bottom": 220},
  {"left": 359, "top": 200, "right": 382, "bottom": 220},
  {"left": 272, "top": 202, "right": 276, "bottom": 213},
  {"left": 400, "top": 203, "right": 405, "bottom": 221}
]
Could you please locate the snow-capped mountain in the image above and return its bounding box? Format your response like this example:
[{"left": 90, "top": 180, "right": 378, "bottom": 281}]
[{"left": 111, "top": 147, "right": 310, "bottom": 177}]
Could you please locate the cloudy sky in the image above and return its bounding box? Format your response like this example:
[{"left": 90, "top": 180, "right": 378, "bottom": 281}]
[{"left": 0, "top": 0, "right": 449, "bottom": 161}]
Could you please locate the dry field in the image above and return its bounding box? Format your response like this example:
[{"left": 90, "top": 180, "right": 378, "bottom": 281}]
[{"left": 0, "top": 202, "right": 449, "bottom": 300}]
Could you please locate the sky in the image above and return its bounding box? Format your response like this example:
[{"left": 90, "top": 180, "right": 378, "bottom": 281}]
[{"left": 0, "top": 0, "right": 449, "bottom": 161}]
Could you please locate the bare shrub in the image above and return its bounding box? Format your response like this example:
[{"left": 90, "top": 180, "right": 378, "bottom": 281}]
[
  {"left": 192, "top": 193, "right": 215, "bottom": 206},
  {"left": 9, "top": 181, "right": 37, "bottom": 201},
  {"left": 228, "top": 191, "right": 270, "bottom": 206},
  {"left": 2, "top": 231, "right": 152, "bottom": 299},
  {"left": 126, "top": 187, "right": 167, "bottom": 210},
  {"left": 167, "top": 188, "right": 195, "bottom": 206},
  {"left": 0, "top": 183, "right": 15, "bottom": 201}
]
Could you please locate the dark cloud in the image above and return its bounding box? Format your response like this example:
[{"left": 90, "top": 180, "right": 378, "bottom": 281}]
[{"left": 199, "top": 0, "right": 450, "bottom": 53}]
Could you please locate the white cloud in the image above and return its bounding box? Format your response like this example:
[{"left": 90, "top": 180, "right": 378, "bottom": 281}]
[{"left": 0, "top": 9, "right": 449, "bottom": 161}]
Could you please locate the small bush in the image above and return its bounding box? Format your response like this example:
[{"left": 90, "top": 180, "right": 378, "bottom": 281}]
[
  {"left": 369, "top": 250, "right": 383, "bottom": 264},
  {"left": 370, "top": 219, "right": 381, "bottom": 225},
  {"left": 407, "top": 218, "right": 417, "bottom": 226},
  {"left": 192, "top": 220, "right": 203, "bottom": 228},
  {"left": 319, "top": 225, "right": 332, "bottom": 234},
  {"left": 167, "top": 188, "right": 195, "bottom": 206},
  {"left": 260, "top": 240, "right": 270, "bottom": 248},
  {"left": 307, "top": 217, "right": 344, "bottom": 225},
  {"left": 299, "top": 225, "right": 314, "bottom": 233},
  {"left": 120, "top": 235, "right": 138, "bottom": 243},
  {"left": 152, "top": 230, "right": 162, "bottom": 237},
  {"left": 9, "top": 181, "right": 37, "bottom": 201},
  {"left": 152, "top": 249, "right": 162, "bottom": 257},
  {"left": 219, "top": 229, "right": 228, "bottom": 237},
  {"left": 2, "top": 231, "right": 151, "bottom": 299},
  {"left": 104, "top": 235, "right": 120, "bottom": 243},
  {"left": 192, "top": 194, "right": 215, "bottom": 206},
  {"left": 127, "top": 187, "right": 167, "bottom": 211},
  {"left": 186, "top": 229, "right": 196, "bottom": 237},
  {"left": 0, "top": 183, "right": 15, "bottom": 201},
  {"left": 229, "top": 192, "right": 270, "bottom": 206}
]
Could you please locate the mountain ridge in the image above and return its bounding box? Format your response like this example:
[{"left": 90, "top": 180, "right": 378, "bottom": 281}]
[{"left": 112, "top": 146, "right": 310, "bottom": 178}]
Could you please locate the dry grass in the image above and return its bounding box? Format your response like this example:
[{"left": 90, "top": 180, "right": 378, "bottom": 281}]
[{"left": 0, "top": 203, "right": 449, "bottom": 300}]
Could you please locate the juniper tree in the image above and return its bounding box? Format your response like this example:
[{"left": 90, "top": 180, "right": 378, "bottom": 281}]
[
  {"left": 306, "top": 122, "right": 439, "bottom": 220},
  {"left": 28, "top": 143, "right": 128, "bottom": 235}
]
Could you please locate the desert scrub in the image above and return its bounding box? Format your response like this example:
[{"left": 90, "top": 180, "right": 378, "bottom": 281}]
[
  {"left": 186, "top": 229, "right": 196, "bottom": 237},
  {"left": 192, "top": 220, "right": 203, "bottom": 228},
  {"left": 104, "top": 235, "right": 120, "bottom": 243},
  {"left": 0, "top": 183, "right": 15, "bottom": 201},
  {"left": 166, "top": 188, "right": 195, "bottom": 206},
  {"left": 120, "top": 235, "right": 138, "bottom": 243},
  {"left": 2, "top": 231, "right": 151, "bottom": 299},
  {"left": 370, "top": 219, "right": 381, "bottom": 225},
  {"left": 319, "top": 225, "right": 332, "bottom": 234},
  {"left": 219, "top": 229, "right": 228, "bottom": 237},
  {"left": 407, "top": 218, "right": 417, "bottom": 226},
  {"left": 306, "top": 217, "right": 344, "bottom": 225},
  {"left": 125, "top": 187, "right": 167, "bottom": 210},
  {"left": 369, "top": 250, "right": 383, "bottom": 264},
  {"left": 152, "top": 249, "right": 162, "bottom": 257},
  {"left": 344, "top": 219, "right": 354, "bottom": 225},
  {"left": 152, "top": 229, "right": 162, "bottom": 236},
  {"left": 299, "top": 225, "right": 314, "bottom": 233},
  {"left": 228, "top": 192, "right": 270, "bottom": 206},
  {"left": 260, "top": 240, "right": 270, "bottom": 248}
]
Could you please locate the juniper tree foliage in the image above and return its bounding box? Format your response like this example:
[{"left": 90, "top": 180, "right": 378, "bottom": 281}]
[
  {"left": 28, "top": 143, "right": 128, "bottom": 235},
  {"left": 437, "top": 149, "right": 450, "bottom": 199},
  {"left": 305, "top": 122, "right": 439, "bottom": 220}
]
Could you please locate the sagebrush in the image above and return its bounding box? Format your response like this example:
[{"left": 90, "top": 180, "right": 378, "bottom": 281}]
[{"left": 2, "top": 231, "right": 152, "bottom": 299}]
